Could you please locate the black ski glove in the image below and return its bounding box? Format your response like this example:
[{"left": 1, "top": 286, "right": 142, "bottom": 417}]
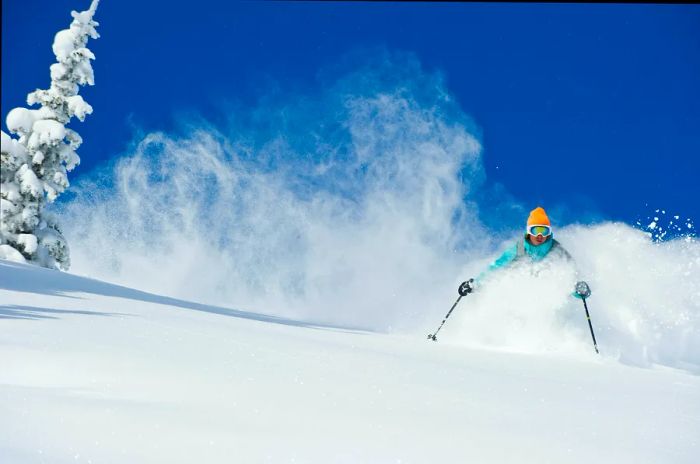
[{"left": 458, "top": 278, "right": 475, "bottom": 296}]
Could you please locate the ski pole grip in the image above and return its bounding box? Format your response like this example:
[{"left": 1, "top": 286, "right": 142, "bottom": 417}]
[
  {"left": 575, "top": 281, "right": 591, "bottom": 299},
  {"left": 458, "top": 278, "right": 475, "bottom": 296}
]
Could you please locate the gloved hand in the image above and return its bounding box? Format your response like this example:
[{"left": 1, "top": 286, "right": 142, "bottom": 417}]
[
  {"left": 458, "top": 278, "right": 475, "bottom": 296},
  {"left": 573, "top": 281, "right": 591, "bottom": 300}
]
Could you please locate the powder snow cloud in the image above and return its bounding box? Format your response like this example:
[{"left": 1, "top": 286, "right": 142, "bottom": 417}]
[{"left": 58, "top": 50, "right": 700, "bottom": 371}]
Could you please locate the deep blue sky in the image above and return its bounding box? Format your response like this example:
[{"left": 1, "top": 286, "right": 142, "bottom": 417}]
[{"left": 3, "top": 1, "right": 699, "bottom": 230}]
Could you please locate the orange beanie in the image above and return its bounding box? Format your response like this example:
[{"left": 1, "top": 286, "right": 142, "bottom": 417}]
[{"left": 527, "top": 206, "right": 551, "bottom": 227}]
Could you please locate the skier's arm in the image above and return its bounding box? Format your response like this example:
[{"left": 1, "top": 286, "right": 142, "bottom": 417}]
[
  {"left": 556, "top": 242, "right": 592, "bottom": 299},
  {"left": 473, "top": 243, "right": 519, "bottom": 285},
  {"left": 558, "top": 245, "right": 574, "bottom": 263},
  {"left": 458, "top": 244, "right": 519, "bottom": 295}
]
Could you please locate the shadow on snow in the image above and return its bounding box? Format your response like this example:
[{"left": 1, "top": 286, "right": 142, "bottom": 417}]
[
  {"left": 0, "top": 259, "right": 371, "bottom": 334},
  {"left": 0, "top": 305, "right": 128, "bottom": 320}
]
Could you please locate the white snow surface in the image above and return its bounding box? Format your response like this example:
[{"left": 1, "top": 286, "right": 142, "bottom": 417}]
[
  {"left": 16, "top": 165, "right": 43, "bottom": 198},
  {"left": 6, "top": 107, "right": 36, "bottom": 135},
  {"left": 52, "top": 29, "right": 77, "bottom": 63},
  {"left": 28, "top": 120, "right": 67, "bottom": 148},
  {"left": 1, "top": 130, "right": 28, "bottom": 160},
  {"left": 0, "top": 245, "right": 25, "bottom": 263},
  {"left": 1, "top": 259, "right": 698, "bottom": 463}
]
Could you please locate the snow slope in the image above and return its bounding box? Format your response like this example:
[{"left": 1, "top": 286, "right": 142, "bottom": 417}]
[{"left": 1, "top": 259, "right": 699, "bottom": 463}]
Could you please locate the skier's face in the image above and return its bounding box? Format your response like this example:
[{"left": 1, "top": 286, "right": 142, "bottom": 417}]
[{"left": 528, "top": 233, "right": 547, "bottom": 246}]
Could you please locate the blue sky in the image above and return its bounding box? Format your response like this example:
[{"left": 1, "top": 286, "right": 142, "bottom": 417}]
[{"left": 2, "top": 1, "right": 699, "bottom": 232}]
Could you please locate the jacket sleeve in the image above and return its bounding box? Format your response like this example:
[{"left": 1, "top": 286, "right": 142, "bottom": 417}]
[
  {"left": 553, "top": 240, "right": 574, "bottom": 263},
  {"left": 474, "top": 243, "right": 519, "bottom": 284},
  {"left": 554, "top": 241, "right": 590, "bottom": 299}
]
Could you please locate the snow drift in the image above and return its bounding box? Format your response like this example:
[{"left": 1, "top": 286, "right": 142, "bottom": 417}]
[{"left": 1, "top": 259, "right": 699, "bottom": 464}]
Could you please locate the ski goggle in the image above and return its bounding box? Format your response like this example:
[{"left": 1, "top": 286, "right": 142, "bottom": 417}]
[{"left": 527, "top": 225, "right": 552, "bottom": 237}]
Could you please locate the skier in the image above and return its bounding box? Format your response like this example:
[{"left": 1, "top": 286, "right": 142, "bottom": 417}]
[
  {"left": 458, "top": 206, "right": 589, "bottom": 297},
  {"left": 429, "top": 206, "right": 598, "bottom": 349}
]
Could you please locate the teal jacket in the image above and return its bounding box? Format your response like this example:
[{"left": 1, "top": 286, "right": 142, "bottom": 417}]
[{"left": 475, "top": 234, "right": 573, "bottom": 285}]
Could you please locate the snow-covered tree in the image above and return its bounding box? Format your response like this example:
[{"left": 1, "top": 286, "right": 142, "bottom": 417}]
[{"left": 0, "top": 0, "right": 100, "bottom": 270}]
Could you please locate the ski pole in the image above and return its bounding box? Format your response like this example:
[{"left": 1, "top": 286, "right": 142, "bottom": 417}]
[
  {"left": 427, "top": 295, "right": 462, "bottom": 342},
  {"left": 427, "top": 279, "right": 473, "bottom": 342},
  {"left": 575, "top": 281, "right": 599, "bottom": 354},
  {"left": 581, "top": 297, "right": 599, "bottom": 354}
]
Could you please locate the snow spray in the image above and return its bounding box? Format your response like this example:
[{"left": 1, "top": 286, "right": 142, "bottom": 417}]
[{"left": 58, "top": 52, "right": 700, "bottom": 372}]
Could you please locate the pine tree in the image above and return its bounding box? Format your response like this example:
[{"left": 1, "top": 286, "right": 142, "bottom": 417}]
[{"left": 0, "top": 0, "right": 100, "bottom": 270}]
